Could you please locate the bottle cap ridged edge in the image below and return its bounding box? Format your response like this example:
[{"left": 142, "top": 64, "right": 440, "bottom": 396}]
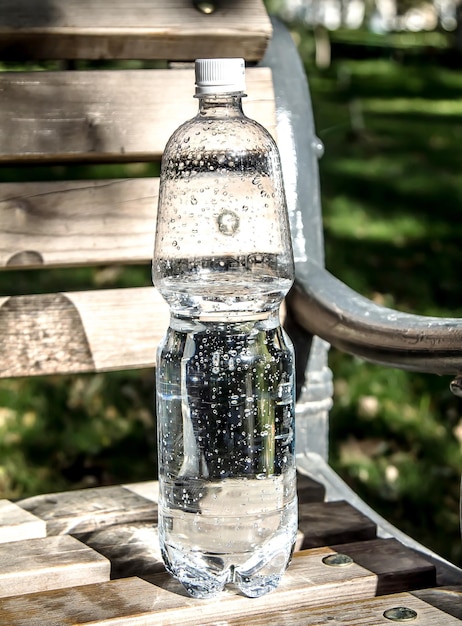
[{"left": 195, "top": 58, "right": 246, "bottom": 95}]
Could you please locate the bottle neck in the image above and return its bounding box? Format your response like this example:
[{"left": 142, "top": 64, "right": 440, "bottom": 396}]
[{"left": 196, "top": 92, "right": 245, "bottom": 118}]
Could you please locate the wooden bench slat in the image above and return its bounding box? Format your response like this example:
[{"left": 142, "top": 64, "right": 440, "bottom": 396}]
[
  {"left": 18, "top": 485, "right": 157, "bottom": 535},
  {"left": 0, "top": 68, "right": 276, "bottom": 164},
  {"left": 0, "top": 0, "right": 272, "bottom": 61},
  {"left": 413, "top": 586, "right": 462, "bottom": 621},
  {"left": 205, "top": 591, "right": 462, "bottom": 626},
  {"left": 0, "top": 535, "right": 110, "bottom": 599},
  {"left": 2, "top": 581, "right": 458, "bottom": 626},
  {"left": 331, "top": 537, "right": 437, "bottom": 595},
  {"left": 0, "top": 286, "right": 169, "bottom": 378},
  {"left": 0, "top": 178, "right": 158, "bottom": 269},
  {"left": 74, "top": 528, "right": 436, "bottom": 598},
  {"left": 0, "top": 500, "right": 46, "bottom": 544},
  {"left": 0, "top": 549, "right": 380, "bottom": 625},
  {"left": 296, "top": 472, "right": 326, "bottom": 503},
  {"left": 75, "top": 523, "right": 165, "bottom": 579},
  {"left": 298, "top": 500, "right": 377, "bottom": 549}
]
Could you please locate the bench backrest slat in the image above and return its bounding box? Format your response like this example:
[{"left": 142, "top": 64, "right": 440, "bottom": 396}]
[
  {"left": 0, "top": 69, "right": 276, "bottom": 163},
  {"left": 0, "top": 0, "right": 272, "bottom": 61},
  {"left": 0, "top": 287, "right": 169, "bottom": 377},
  {"left": 0, "top": 178, "right": 158, "bottom": 269}
]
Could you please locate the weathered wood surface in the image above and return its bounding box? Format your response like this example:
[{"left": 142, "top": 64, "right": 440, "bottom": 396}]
[
  {"left": 298, "top": 499, "right": 377, "bottom": 549},
  {"left": 0, "top": 178, "right": 158, "bottom": 269},
  {"left": 2, "top": 582, "right": 460, "bottom": 626},
  {"left": 12, "top": 477, "right": 373, "bottom": 581},
  {"left": 0, "top": 535, "right": 110, "bottom": 599},
  {"left": 123, "top": 480, "right": 160, "bottom": 503},
  {"left": 0, "top": 500, "right": 46, "bottom": 544},
  {"left": 15, "top": 476, "right": 325, "bottom": 538},
  {"left": 18, "top": 484, "right": 157, "bottom": 535},
  {"left": 0, "top": 286, "right": 169, "bottom": 377},
  {"left": 75, "top": 522, "right": 165, "bottom": 579},
  {"left": 296, "top": 471, "right": 326, "bottom": 503},
  {"left": 413, "top": 586, "right": 462, "bottom": 621},
  {"left": 0, "top": 480, "right": 455, "bottom": 623},
  {"left": 331, "top": 537, "right": 437, "bottom": 595},
  {"left": 200, "top": 591, "right": 462, "bottom": 625},
  {"left": 0, "top": 68, "right": 276, "bottom": 164},
  {"left": 0, "top": 549, "right": 379, "bottom": 625},
  {"left": 0, "top": 0, "right": 272, "bottom": 61},
  {"left": 2, "top": 581, "right": 459, "bottom": 626},
  {"left": 73, "top": 505, "right": 375, "bottom": 581},
  {"left": 73, "top": 521, "right": 433, "bottom": 588}
]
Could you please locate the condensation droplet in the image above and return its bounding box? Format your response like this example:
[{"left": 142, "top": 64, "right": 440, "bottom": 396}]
[{"left": 217, "top": 210, "right": 239, "bottom": 236}]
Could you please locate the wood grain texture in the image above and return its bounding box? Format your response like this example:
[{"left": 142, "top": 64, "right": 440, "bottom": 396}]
[
  {"left": 0, "top": 286, "right": 169, "bottom": 377},
  {"left": 122, "top": 481, "right": 160, "bottom": 503},
  {"left": 18, "top": 484, "right": 157, "bottom": 535},
  {"left": 75, "top": 523, "right": 165, "bottom": 579},
  {"left": 331, "top": 537, "right": 437, "bottom": 595},
  {"left": 0, "top": 0, "right": 272, "bottom": 61},
  {"left": 0, "top": 549, "right": 379, "bottom": 625},
  {"left": 0, "top": 500, "right": 46, "bottom": 544},
  {"left": 298, "top": 499, "right": 377, "bottom": 549},
  {"left": 15, "top": 479, "right": 326, "bottom": 580},
  {"left": 0, "top": 178, "right": 158, "bottom": 269},
  {"left": 76, "top": 501, "right": 376, "bottom": 581},
  {"left": 0, "top": 68, "right": 276, "bottom": 164},
  {"left": 2, "top": 583, "right": 459, "bottom": 626},
  {"left": 413, "top": 586, "right": 462, "bottom": 621},
  {"left": 0, "top": 535, "right": 110, "bottom": 599},
  {"left": 202, "top": 592, "right": 462, "bottom": 625}
]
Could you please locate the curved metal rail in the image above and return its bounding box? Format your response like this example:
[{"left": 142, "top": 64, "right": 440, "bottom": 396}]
[{"left": 290, "top": 259, "right": 462, "bottom": 376}]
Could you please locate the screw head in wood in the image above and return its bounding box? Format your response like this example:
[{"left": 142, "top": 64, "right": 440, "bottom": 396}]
[
  {"left": 322, "top": 553, "right": 353, "bottom": 567},
  {"left": 194, "top": 1, "right": 216, "bottom": 14},
  {"left": 383, "top": 607, "right": 418, "bottom": 622}
]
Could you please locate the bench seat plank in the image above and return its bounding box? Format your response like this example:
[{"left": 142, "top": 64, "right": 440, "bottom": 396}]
[
  {"left": 72, "top": 504, "right": 376, "bottom": 581},
  {"left": 0, "top": 0, "right": 272, "bottom": 61},
  {"left": 204, "top": 591, "right": 462, "bottom": 626},
  {"left": 298, "top": 499, "right": 377, "bottom": 549},
  {"left": 0, "top": 68, "right": 276, "bottom": 164},
  {"left": 2, "top": 581, "right": 458, "bottom": 626},
  {"left": 413, "top": 586, "right": 462, "bottom": 621},
  {"left": 18, "top": 485, "right": 157, "bottom": 535},
  {"left": 75, "top": 531, "right": 435, "bottom": 597},
  {"left": 331, "top": 537, "right": 437, "bottom": 595},
  {"left": 0, "top": 286, "right": 169, "bottom": 377},
  {"left": 75, "top": 523, "right": 165, "bottom": 579},
  {"left": 0, "top": 500, "right": 46, "bottom": 544},
  {"left": 0, "top": 535, "right": 110, "bottom": 599},
  {"left": 0, "top": 550, "right": 379, "bottom": 625}
]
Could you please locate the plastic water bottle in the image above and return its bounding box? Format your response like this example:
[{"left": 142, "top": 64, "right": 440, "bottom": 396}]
[{"left": 153, "top": 58, "right": 297, "bottom": 598}]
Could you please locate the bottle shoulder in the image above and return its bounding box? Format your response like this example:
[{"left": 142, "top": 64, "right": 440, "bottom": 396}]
[{"left": 163, "top": 111, "right": 278, "bottom": 156}]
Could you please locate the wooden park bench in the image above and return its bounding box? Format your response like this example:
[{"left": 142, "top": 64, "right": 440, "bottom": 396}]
[{"left": 0, "top": 0, "right": 461, "bottom": 623}]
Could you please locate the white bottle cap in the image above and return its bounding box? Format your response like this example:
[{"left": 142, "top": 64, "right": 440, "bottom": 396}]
[{"left": 195, "top": 58, "right": 246, "bottom": 96}]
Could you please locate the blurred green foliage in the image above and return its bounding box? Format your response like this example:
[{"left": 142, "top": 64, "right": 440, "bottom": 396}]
[{"left": 0, "top": 370, "right": 156, "bottom": 498}]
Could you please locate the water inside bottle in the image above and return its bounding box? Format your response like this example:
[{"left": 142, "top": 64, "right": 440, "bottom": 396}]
[{"left": 156, "top": 317, "right": 297, "bottom": 597}]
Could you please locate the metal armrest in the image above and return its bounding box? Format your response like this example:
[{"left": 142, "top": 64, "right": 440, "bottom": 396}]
[{"left": 290, "top": 259, "right": 462, "bottom": 376}]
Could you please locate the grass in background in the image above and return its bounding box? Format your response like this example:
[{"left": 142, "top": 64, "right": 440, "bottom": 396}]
[{"left": 299, "top": 28, "right": 462, "bottom": 565}]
